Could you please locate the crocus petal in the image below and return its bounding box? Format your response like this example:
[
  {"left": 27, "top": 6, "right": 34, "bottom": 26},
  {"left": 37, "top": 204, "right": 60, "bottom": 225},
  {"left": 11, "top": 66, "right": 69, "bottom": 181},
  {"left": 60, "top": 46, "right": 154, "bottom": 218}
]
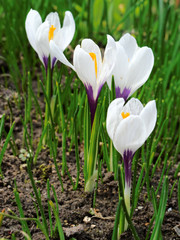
[
  {"left": 81, "top": 38, "right": 102, "bottom": 78},
  {"left": 140, "top": 100, "right": 157, "bottom": 140},
  {"left": 49, "top": 40, "right": 75, "bottom": 70},
  {"left": 107, "top": 43, "right": 128, "bottom": 90},
  {"left": 114, "top": 44, "right": 128, "bottom": 86},
  {"left": 73, "top": 45, "right": 96, "bottom": 94},
  {"left": 125, "top": 47, "right": 154, "bottom": 95},
  {"left": 53, "top": 11, "right": 75, "bottom": 51},
  {"left": 25, "top": 9, "right": 42, "bottom": 53},
  {"left": 113, "top": 115, "right": 146, "bottom": 156},
  {"left": 45, "top": 12, "right": 60, "bottom": 30},
  {"left": 99, "top": 35, "right": 116, "bottom": 85},
  {"left": 106, "top": 98, "right": 125, "bottom": 140},
  {"left": 118, "top": 33, "right": 138, "bottom": 60},
  {"left": 73, "top": 46, "right": 85, "bottom": 82},
  {"left": 36, "top": 21, "right": 50, "bottom": 63},
  {"left": 122, "top": 97, "right": 143, "bottom": 116}
]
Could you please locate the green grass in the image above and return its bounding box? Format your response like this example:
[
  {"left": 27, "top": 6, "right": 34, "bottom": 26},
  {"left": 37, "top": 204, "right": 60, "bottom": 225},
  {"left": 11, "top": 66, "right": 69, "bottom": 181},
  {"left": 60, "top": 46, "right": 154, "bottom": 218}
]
[{"left": 0, "top": 0, "right": 179, "bottom": 239}]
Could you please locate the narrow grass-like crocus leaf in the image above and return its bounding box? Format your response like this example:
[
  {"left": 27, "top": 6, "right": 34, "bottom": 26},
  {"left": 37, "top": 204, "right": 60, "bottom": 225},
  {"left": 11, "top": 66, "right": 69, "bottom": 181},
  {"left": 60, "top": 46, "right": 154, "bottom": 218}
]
[
  {"left": 84, "top": 97, "right": 90, "bottom": 181},
  {"left": 47, "top": 179, "right": 53, "bottom": 237},
  {"left": 26, "top": 159, "right": 49, "bottom": 239},
  {"left": 174, "top": 162, "right": 180, "bottom": 178},
  {"left": 131, "top": 163, "right": 145, "bottom": 216},
  {"left": 29, "top": 84, "right": 44, "bottom": 128},
  {"left": 155, "top": 154, "right": 168, "bottom": 195},
  {"left": 33, "top": 124, "right": 48, "bottom": 165},
  {"left": 169, "top": 179, "right": 177, "bottom": 199},
  {"left": 99, "top": 123, "right": 109, "bottom": 170},
  {"left": 48, "top": 124, "right": 64, "bottom": 192},
  {"left": 56, "top": 81, "right": 67, "bottom": 176},
  {"left": 93, "top": 158, "right": 102, "bottom": 208},
  {"left": 175, "top": 134, "right": 180, "bottom": 161},
  {"left": 51, "top": 185, "right": 59, "bottom": 213},
  {"left": 85, "top": 102, "right": 101, "bottom": 192},
  {"left": 145, "top": 214, "right": 156, "bottom": 240},
  {"left": 178, "top": 178, "right": 180, "bottom": 212},
  {"left": 149, "top": 119, "right": 168, "bottom": 165},
  {"left": 0, "top": 121, "right": 15, "bottom": 176},
  {"left": 151, "top": 144, "right": 166, "bottom": 178},
  {"left": 74, "top": 106, "right": 80, "bottom": 190},
  {"left": 20, "top": 116, "right": 31, "bottom": 153},
  {"left": 40, "top": 80, "right": 53, "bottom": 128},
  {"left": 14, "top": 186, "right": 31, "bottom": 238},
  {"left": 0, "top": 114, "right": 5, "bottom": 140},
  {"left": 151, "top": 186, "right": 158, "bottom": 217},
  {"left": 150, "top": 176, "right": 168, "bottom": 240},
  {"left": 112, "top": 197, "right": 123, "bottom": 240},
  {"left": 49, "top": 200, "right": 65, "bottom": 240}
]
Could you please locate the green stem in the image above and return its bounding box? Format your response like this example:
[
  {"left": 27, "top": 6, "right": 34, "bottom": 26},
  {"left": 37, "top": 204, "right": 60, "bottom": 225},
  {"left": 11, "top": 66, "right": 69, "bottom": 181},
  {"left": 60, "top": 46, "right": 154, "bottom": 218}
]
[
  {"left": 74, "top": 106, "right": 80, "bottom": 190},
  {"left": 118, "top": 165, "right": 125, "bottom": 236},
  {"left": 109, "top": 140, "right": 113, "bottom": 172},
  {"left": 56, "top": 81, "right": 67, "bottom": 176},
  {"left": 124, "top": 185, "right": 131, "bottom": 231},
  {"left": 43, "top": 60, "right": 52, "bottom": 145},
  {"left": 85, "top": 102, "right": 101, "bottom": 192},
  {"left": 112, "top": 197, "right": 123, "bottom": 240},
  {"left": 118, "top": 166, "right": 140, "bottom": 240}
]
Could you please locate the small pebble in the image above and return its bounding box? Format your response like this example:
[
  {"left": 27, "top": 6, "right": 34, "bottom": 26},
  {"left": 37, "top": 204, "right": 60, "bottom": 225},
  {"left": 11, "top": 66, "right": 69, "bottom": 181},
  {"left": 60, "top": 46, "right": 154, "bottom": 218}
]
[
  {"left": 91, "top": 224, "right": 96, "bottom": 229},
  {"left": 167, "top": 207, "right": 172, "bottom": 212},
  {"left": 83, "top": 216, "right": 91, "bottom": 223}
]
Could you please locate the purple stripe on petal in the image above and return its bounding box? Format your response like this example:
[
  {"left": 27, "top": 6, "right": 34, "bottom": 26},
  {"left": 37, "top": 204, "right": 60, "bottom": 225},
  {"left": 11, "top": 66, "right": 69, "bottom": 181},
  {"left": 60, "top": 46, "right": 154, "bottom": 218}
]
[
  {"left": 123, "top": 150, "right": 134, "bottom": 188},
  {"left": 43, "top": 56, "right": 49, "bottom": 75},
  {"left": 116, "top": 87, "right": 131, "bottom": 101},
  {"left": 85, "top": 83, "right": 105, "bottom": 126},
  {"left": 51, "top": 57, "right": 57, "bottom": 70},
  {"left": 85, "top": 84, "right": 97, "bottom": 127}
]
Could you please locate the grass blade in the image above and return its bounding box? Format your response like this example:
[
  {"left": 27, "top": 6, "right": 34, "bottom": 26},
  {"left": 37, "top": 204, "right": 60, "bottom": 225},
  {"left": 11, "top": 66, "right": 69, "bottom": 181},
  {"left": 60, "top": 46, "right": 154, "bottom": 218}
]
[
  {"left": 33, "top": 124, "right": 48, "bottom": 165},
  {"left": 0, "top": 121, "right": 15, "bottom": 176},
  {"left": 150, "top": 176, "right": 168, "bottom": 240},
  {"left": 49, "top": 200, "right": 65, "bottom": 240},
  {"left": 112, "top": 198, "right": 122, "bottom": 240}
]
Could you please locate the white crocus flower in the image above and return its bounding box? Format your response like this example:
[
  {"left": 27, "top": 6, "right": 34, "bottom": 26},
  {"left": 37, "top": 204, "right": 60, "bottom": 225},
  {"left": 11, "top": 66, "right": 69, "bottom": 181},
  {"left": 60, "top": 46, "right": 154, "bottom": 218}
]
[
  {"left": 50, "top": 35, "right": 116, "bottom": 125},
  {"left": 25, "top": 9, "right": 75, "bottom": 70},
  {"left": 107, "top": 33, "right": 154, "bottom": 100},
  {"left": 106, "top": 97, "right": 157, "bottom": 229}
]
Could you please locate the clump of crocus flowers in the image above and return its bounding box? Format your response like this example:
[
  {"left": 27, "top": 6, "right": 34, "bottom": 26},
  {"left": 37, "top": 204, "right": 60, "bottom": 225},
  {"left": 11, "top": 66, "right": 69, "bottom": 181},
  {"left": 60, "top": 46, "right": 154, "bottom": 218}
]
[{"left": 25, "top": 8, "right": 157, "bottom": 237}]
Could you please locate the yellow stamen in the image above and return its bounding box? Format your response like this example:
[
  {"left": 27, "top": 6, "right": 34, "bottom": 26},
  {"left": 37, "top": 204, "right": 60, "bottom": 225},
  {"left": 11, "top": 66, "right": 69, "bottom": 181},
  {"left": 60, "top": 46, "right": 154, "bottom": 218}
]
[
  {"left": 128, "top": 58, "right": 130, "bottom": 62},
  {"left": 121, "top": 112, "right": 130, "bottom": 119},
  {"left": 48, "top": 25, "right": 56, "bottom": 41},
  {"left": 89, "top": 52, "right": 97, "bottom": 78}
]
